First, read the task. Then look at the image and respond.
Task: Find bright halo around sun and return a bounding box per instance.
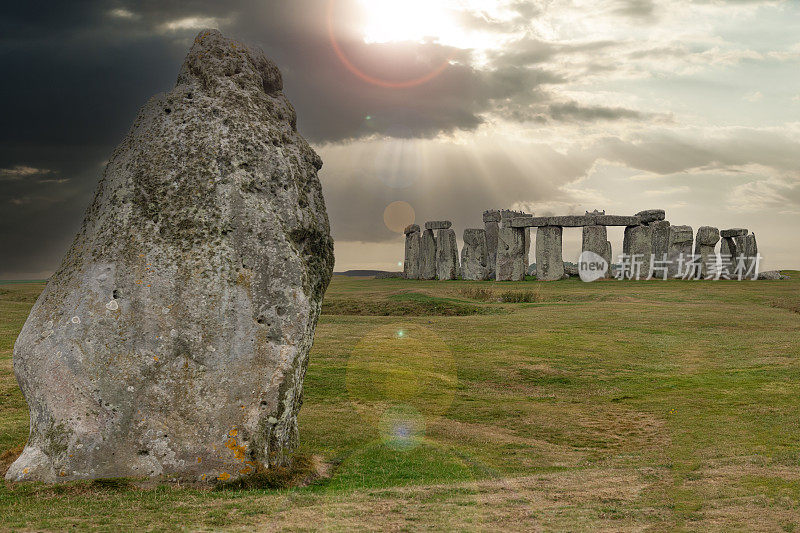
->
[358,0,460,44]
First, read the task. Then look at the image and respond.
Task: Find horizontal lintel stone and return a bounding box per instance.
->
[425,220,452,230]
[720,228,748,238]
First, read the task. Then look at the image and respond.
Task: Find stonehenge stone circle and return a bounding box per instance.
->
[402,210,763,282]
[7,30,334,483]
[419,228,437,280]
[582,225,611,277]
[483,210,500,279]
[461,229,490,281]
[403,225,421,279]
[667,225,694,278]
[496,223,527,281]
[694,226,720,278]
[435,227,459,280]
[535,226,565,281]
[625,225,653,279]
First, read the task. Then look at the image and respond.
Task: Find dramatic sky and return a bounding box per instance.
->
[1,0,799,277]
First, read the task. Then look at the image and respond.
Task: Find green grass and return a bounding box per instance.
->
[1,274,800,530]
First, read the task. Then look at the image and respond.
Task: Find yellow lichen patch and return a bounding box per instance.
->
[239,465,253,475]
[153,356,159,362]
[217,472,230,481]
[225,437,247,461]
[228,429,238,437]
[22,468,29,474]
[197,457,202,464]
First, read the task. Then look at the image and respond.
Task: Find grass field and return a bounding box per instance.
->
[1,274,800,531]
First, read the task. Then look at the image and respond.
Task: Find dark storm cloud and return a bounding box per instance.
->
[548,102,647,122]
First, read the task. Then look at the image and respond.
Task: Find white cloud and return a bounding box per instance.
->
[0,165,52,180]
[744,91,764,102]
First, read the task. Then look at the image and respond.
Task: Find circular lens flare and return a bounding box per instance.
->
[327,0,451,89]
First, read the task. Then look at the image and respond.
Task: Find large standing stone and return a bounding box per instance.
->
[461,229,489,281]
[403,225,420,279]
[496,223,526,281]
[535,226,564,281]
[650,220,671,260]
[419,229,437,280]
[502,210,531,272]
[6,30,334,483]
[436,228,459,280]
[742,233,759,276]
[483,210,500,279]
[624,225,653,279]
[667,225,694,278]
[694,226,720,279]
[582,225,611,277]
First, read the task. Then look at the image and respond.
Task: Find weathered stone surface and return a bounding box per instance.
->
[7,30,334,483]
[636,209,666,224]
[496,226,526,281]
[720,228,748,238]
[743,233,759,274]
[535,226,564,281]
[513,214,641,228]
[403,227,420,279]
[694,227,719,278]
[436,229,459,280]
[625,225,653,279]
[482,210,501,223]
[695,226,720,247]
[667,225,693,278]
[651,220,670,260]
[585,210,605,216]
[404,224,420,235]
[720,236,738,258]
[758,270,789,280]
[484,218,500,279]
[564,263,579,277]
[461,229,489,281]
[425,220,452,230]
[419,229,437,280]
[595,215,642,227]
[582,225,611,277]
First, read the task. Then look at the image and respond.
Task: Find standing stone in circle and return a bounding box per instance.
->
[461,229,489,281]
[694,226,720,279]
[535,226,565,281]
[742,233,758,276]
[666,225,694,278]
[582,225,611,277]
[496,223,526,281]
[403,225,421,279]
[436,228,459,280]
[624,225,653,279]
[605,241,614,277]
[6,30,335,483]
[419,228,437,280]
[483,210,500,279]
[502,210,532,272]
[425,220,452,230]
[651,220,671,261]
[635,209,666,224]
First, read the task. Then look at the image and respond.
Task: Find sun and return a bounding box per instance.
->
[358,0,460,45]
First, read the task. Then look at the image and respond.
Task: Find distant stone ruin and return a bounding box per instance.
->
[402,208,764,282]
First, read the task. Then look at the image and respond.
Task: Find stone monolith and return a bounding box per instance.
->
[535,226,564,281]
[582,225,611,277]
[624,225,653,279]
[461,229,489,281]
[651,220,671,261]
[496,223,526,281]
[403,225,421,279]
[436,228,459,280]
[483,210,500,279]
[666,225,693,278]
[7,30,334,483]
[694,226,719,279]
[419,228,437,280]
